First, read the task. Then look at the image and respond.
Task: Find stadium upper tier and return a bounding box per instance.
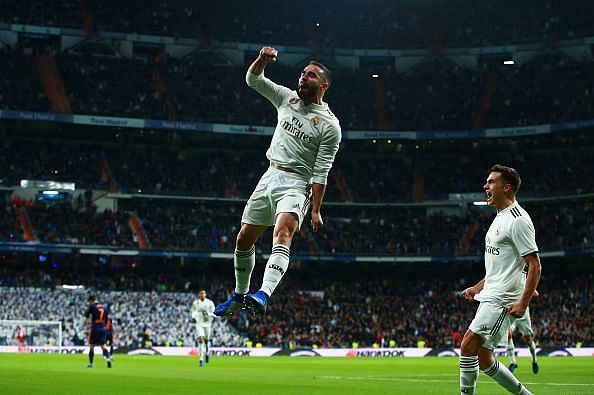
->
[1,49,593,132]
[1,0,594,49]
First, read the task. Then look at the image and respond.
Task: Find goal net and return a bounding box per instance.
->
[0,320,62,351]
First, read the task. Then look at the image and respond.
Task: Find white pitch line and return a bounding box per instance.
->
[318,375,594,387]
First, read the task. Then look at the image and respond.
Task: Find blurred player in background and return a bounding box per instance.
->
[460,165,541,395]
[191,289,215,367]
[105,316,115,356]
[215,46,341,317]
[507,291,539,374]
[17,326,25,347]
[85,295,112,368]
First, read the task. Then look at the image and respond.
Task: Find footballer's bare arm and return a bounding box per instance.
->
[310,183,326,232]
[462,278,485,301]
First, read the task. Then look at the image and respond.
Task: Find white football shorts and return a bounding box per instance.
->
[469,300,515,350]
[196,325,211,339]
[510,308,534,337]
[242,167,311,229]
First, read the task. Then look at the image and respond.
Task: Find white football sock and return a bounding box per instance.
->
[528,340,537,362]
[483,360,533,394]
[260,244,290,296]
[459,355,478,394]
[199,342,205,362]
[234,246,255,294]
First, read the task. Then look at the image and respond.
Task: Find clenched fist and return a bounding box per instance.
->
[259,46,278,64]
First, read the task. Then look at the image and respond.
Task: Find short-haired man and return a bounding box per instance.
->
[215,46,341,317]
[191,289,215,367]
[85,295,112,368]
[460,165,541,394]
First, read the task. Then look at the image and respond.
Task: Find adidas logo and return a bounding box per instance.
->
[292,203,300,209]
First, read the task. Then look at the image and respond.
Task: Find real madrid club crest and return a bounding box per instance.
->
[310,115,321,127]
[289,97,300,104]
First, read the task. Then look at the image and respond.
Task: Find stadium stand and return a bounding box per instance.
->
[3,196,592,255]
[0,286,245,348]
[0,0,593,354]
[1,49,593,131]
[2,0,594,49]
[0,261,590,348]
[2,132,593,201]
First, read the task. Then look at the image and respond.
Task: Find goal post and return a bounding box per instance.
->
[0,320,63,352]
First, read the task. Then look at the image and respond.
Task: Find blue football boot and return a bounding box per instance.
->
[532,361,539,374]
[244,290,269,316]
[214,292,245,316]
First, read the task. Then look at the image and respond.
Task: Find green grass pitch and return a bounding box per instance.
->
[0,354,592,394]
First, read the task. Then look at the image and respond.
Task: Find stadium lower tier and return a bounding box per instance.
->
[0,260,591,348]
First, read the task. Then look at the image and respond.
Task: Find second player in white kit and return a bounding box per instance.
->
[191,289,215,367]
[506,301,540,374]
[460,165,542,395]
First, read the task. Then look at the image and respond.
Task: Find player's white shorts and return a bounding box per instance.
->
[510,308,534,337]
[469,300,515,350]
[242,166,311,228]
[196,325,211,339]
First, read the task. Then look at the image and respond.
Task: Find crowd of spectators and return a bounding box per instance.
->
[2,132,593,203]
[0,130,592,255]
[130,200,239,251]
[418,149,594,201]
[0,286,244,348]
[2,45,594,133]
[3,195,592,255]
[2,0,594,49]
[316,199,594,256]
[0,0,80,29]
[486,53,592,128]
[26,199,135,246]
[104,147,258,198]
[57,52,169,120]
[0,50,50,113]
[0,139,107,191]
[0,261,590,348]
[0,197,22,242]
[241,266,592,348]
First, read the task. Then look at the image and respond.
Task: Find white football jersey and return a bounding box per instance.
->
[246,72,341,185]
[191,298,215,325]
[475,201,538,306]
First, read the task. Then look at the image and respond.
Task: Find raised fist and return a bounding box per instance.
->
[259,46,278,64]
